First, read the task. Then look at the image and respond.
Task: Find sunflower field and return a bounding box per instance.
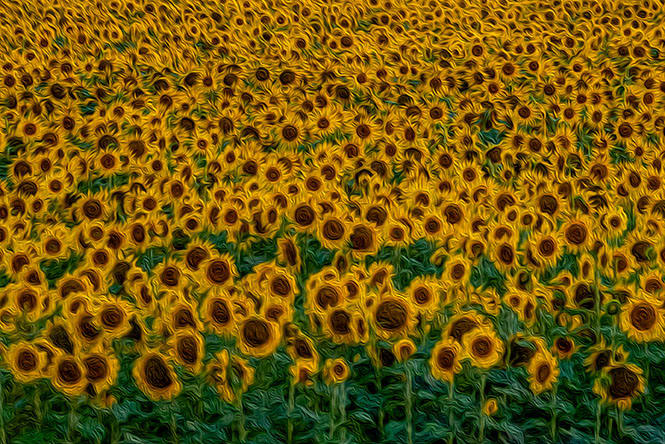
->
[1,0,665,442]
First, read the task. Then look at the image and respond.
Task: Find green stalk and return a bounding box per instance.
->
[329,385,337,441]
[593,264,601,335]
[448,381,455,444]
[170,403,178,444]
[339,383,347,443]
[479,374,486,444]
[0,375,6,444]
[68,399,76,443]
[405,363,413,444]
[595,403,601,444]
[550,384,558,441]
[237,394,247,442]
[288,383,295,444]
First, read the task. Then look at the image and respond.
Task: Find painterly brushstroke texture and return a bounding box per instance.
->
[0,0,664,442]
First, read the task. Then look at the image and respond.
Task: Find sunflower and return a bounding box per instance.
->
[316,214,350,250]
[323,358,350,385]
[277,115,308,149]
[443,255,473,288]
[6,282,46,323]
[307,278,345,316]
[94,298,133,339]
[133,352,181,401]
[552,336,576,360]
[277,235,301,271]
[429,337,462,383]
[71,310,103,346]
[619,296,665,342]
[287,334,319,367]
[202,293,235,336]
[310,104,344,138]
[585,339,627,374]
[602,208,628,239]
[290,201,318,232]
[527,351,559,394]
[393,338,417,363]
[153,260,186,291]
[169,330,204,374]
[490,240,518,272]
[562,215,592,252]
[348,223,378,256]
[82,346,119,395]
[371,296,415,340]
[461,326,504,370]
[382,217,414,248]
[593,363,645,410]
[237,317,280,358]
[406,277,440,319]
[207,350,255,403]
[323,307,360,344]
[5,342,46,383]
[51,354,87,397]
[197,254,236,290]
[163,298,203,333]
[75,191,111,223]
[528,229,563,271]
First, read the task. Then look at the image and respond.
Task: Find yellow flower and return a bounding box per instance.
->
[619,296,665,342]
[371,295,415,340]
[236,317,280,358]
[5,342,46,383]
[593,363,645,410]
[133,352,181,401]
[168,330,204,374]
[51,354,87,397]
[429,337,462,383]
[461,326,504,370]
[483,398,499,416]
[527,351,559,394]
[82,345,119,395]
[393,339,416,363]
[324,358,350,385]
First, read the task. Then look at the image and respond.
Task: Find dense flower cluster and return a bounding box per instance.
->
[1,0,665,441]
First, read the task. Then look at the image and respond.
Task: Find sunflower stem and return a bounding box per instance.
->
[34,388,42,426]
[593,264,601,335]
[595,403,601,444]
[550,384,558,441]
[370,334,384,439]
[170,403,178,444]
[67,399,74,443]
[617,406,624,436]
[448,381,455,444]
[339,383,347,443]
[287,382,295,444]
[478,374,486,444]
[329,385,337,441]
[237,394,247,442]
[405,363,413,444]
[0,373,6,444]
